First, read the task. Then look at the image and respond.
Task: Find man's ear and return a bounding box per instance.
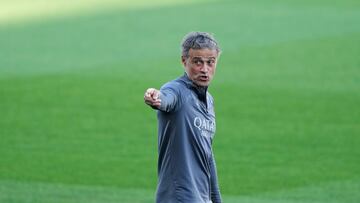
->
[181,56,187,66]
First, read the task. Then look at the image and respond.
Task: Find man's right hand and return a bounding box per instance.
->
[144,88,161,108]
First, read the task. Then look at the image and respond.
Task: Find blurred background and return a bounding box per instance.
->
[0,0,359,202]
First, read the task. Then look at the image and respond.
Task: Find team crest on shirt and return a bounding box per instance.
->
[193,117,216,138]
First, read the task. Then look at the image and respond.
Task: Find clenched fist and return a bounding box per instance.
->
[144,88,161,108]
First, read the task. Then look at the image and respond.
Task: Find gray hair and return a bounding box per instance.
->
[181,31,221,58]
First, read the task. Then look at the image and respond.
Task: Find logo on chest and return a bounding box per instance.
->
[193,117,216,138]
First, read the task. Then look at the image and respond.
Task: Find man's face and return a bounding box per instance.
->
[182,48,219,87]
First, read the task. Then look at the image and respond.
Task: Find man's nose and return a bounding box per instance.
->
[200,64,209,72]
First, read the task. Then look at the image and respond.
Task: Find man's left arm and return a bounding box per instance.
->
[209,153,222,203]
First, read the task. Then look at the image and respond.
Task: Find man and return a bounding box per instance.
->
[144,32,222,203]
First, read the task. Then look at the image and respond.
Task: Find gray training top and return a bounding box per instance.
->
[155,73,222,203]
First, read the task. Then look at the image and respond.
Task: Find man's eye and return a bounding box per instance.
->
[207,60,215,65]
[194,60,202,65]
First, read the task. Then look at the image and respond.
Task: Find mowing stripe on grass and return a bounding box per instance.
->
[0,1,359,77]
[0,0,207,26]
[1,178,359,203]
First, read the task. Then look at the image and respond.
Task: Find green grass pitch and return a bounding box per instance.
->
[0,0,360,202]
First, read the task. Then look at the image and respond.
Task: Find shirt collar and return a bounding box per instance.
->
[180,72,208,103]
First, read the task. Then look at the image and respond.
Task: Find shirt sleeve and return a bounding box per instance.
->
[157,85,180,113]
[209,153,222,203]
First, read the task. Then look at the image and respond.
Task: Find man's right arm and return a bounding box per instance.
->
[144,87,179,112]
[144,88,162,108]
